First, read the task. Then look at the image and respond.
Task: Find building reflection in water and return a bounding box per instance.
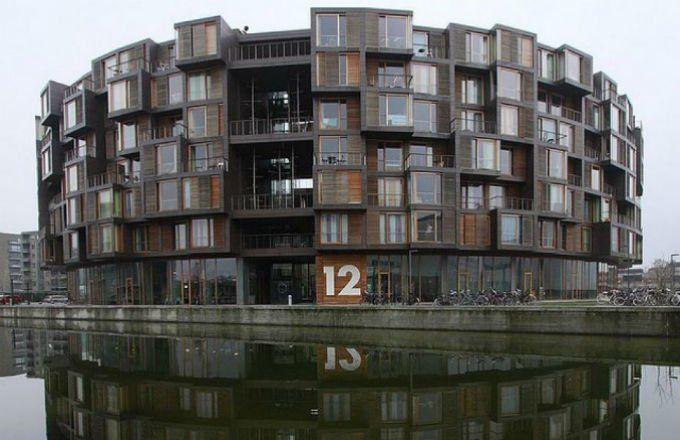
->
[21,331,641,439]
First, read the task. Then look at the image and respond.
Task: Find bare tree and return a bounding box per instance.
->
[648,259,673,289]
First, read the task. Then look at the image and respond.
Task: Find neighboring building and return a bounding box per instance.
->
[36,8,643,305]
[617,266,645,289]
[0,232,21,293]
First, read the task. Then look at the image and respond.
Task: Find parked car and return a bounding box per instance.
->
[42,295,69,305]
[0,294,23,305]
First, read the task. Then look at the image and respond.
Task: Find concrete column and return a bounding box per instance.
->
[236,257,248,305]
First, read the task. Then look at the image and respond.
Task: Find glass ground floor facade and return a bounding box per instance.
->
[67,254,606,305]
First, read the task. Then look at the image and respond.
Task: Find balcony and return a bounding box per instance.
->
[151,57,176,73]
[229,118,313,143]
[63,77,95,100]
[367,193,406,208]
[568,174,582,187]
[228,39,311,67]
[64,145,96,164]
[584,147,602,161]
[368,73,413,90]
[230,193,313,218]
[413,44,447,59]
[561,107,582,123]
[404,153,455,169]
[314,152,365,167]
[450,118,496,135]
[460,196,533,211]
[241,233,314,257]
[87,171,126,189]
[139,125,186,146]
[105,57,150,82]
[182,156,227,173]
[537,129,567,145]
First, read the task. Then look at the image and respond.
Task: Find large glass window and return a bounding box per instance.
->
[65,99,78,128]
[377,145,403,171]
[565,50,582,82]
[100,225,114,253]
[319,136,348,164]
[41,148,51,177]
[408,144,433,167]
[411,172,441,204]
[67,165,79,192]
[168,73,183,104]
[191,218,214,247]
[174,224,187,250]
[188,106,207,137]
[548,183,566,213]
[498,68,521,100]
[500,105,519,136]
[379,95,409,126]
[109,80,129,111]
[117,121,137,151]
[378,177,403,207]
[182,179,193,209]
[412,31,428,56]
[97,189,113,218]
[539,118,558,143]
[317,14,346,47]
[591,166,602,191]
[320,100,347,129]
[156,144,177,175]
[379,15,409,49]
[187,72,208,101]
[500,148,512,175]
[547,149,566,179]
[473,138,499,170]
[412,211,442,242]
[158,180,178,211]
[559,122,574,151]
[461,184,484,209]
[413,101,436,133]
[539,49,555,80]
[320,213,348,244]
[461,75,483,104]
[412,63,436,94]
[380,214,406,244]
[540,220,556,249]
[465,32,488,63]
[501,214,521,245]
[610,105,620,133]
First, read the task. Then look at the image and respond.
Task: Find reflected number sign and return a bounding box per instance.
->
[322,265,360,296]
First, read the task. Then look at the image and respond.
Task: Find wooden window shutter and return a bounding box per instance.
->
[210,176,220,208]
[177,26,192,60]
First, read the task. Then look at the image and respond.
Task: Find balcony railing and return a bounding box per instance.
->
[64,146,96,163]
[231,193,313,211]
[87,171,126,188]
[140,124,186,143]
[242,233,314,250]
[368,73,413,89]
[151,57,176,73]
[413,44,447,59]
[183,156,227,172]
[64,77,95,99]
[404,153,455,169]
[568,174,582,186]
[561,107,582,123]
[228,39,311,61]
[460,196,533,211]
[230,118,313,137]
[603,183,616,197]
[450,118,496,134]
[107,57,150,78]
[315,152,365,166]
[463,50,489,64]
[367,193,406,208]
[584,147,602,160]
[537,129,567,144]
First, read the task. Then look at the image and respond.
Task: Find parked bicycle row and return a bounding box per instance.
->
[361,288,542,306]
[596,288,680,306]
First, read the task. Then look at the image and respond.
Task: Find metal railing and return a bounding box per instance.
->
[229,39,311,61]
[64,146,96,162]
[315,152,365,166]
[568,174,582,186]
[537,129,567,144]
[404,153,455,169]
[87,171,126,188]
[151,57,176,73]
[561,107,582,123]
[460,196,533,211]
[140,124,186,143]
[413,44,448,59]
[450,118,496,134]
[603,183,616,197]
[367,193,405,208]
[107,57,150,78]
[183,156,227,172]
[64,77,95,99]
[242,233,314,250]
[593,88,619,102]
[463,50,489,64]
[584,147,602,160]
[230,118,313,136]
[368,73,413,89]
[539,200,571,214]
[231,193,313,211]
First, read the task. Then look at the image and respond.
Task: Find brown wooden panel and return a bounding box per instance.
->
[316,254,366,304]
[210,176,220,208]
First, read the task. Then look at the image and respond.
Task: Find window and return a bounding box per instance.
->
[409,144,433,167]
[67,198,79,225]
[565,50,582,82]
[158,180,178,211]
[323,393,350,422]
[188,143,212,172]
[379,95,409,126]
[501,214,521,245]
[549,413,566,440]
[69,232,79,258]
[592,105,601,129]
[413,31,428,56]
[461,184,483,209]
[460,110,484,132]
[627,174,635,199]
[317,14,346,47]
[175,224,187,250]
[320,213,348,244]
[412,211,441,242]
[377,62,406,88]
[378,145,403,171]
[412,63,436,94]
[473,138,499,170]
[465,32,488,63]
[117,121,136,151]
[539,118,558,143]
[102,55,116,81]
[156,144,177,175]
[547,149,566,178]
[134,226,148,252]
[381,392,408,421]
[601,197,610,221]
[40,91,49,119]
[540,220,556,248]
[547,183,567,212]
[67,165,79,193]
[101,225,114,253]
[41,148,51,177]
[187,72,209,101]
[518,36,533,67]
[379,15,409,49]
[320,100,347,129]
[109,80,130,111]
[539,49,555,80]
[182,178,193,209]
[461,75,483,104]
[319,136,348,164]
[488,185,505,209]
[591,166,602,191]
[550,95,563,117]
[559,122,574,151]
[500,105,519,136]
[411,172,441,204]
[97,189,113,218]
[188,106,207,137]
[413,101,437,132]
[498,68,521,100]
[191,218,214,247]
[380,214,406,244]
[378,177,403,207]
[123,190,135,218]
[168,73,183,104]
[500,385,520,415]
[500,148,512,175]
[65,99,78,129]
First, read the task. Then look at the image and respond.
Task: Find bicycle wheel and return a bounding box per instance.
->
[672,295,680,307]
[476,295,490,306]
[596,294,610,305]
[613,295,626,306]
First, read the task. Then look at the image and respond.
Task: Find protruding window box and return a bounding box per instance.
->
[174,17,228,69]
[492,211,535,250]
[365,14,413,58]
[39,127,64,183]
[62,81,98,138]
[39,81,68,126]
[540,45,593,96]
[107,72,150,119]
[228,37,311,69]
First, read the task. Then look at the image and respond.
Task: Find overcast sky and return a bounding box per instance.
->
[0,0,677,265]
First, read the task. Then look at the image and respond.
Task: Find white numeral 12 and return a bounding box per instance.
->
[323,265,361,296]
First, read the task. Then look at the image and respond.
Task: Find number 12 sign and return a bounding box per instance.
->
[323,265,361,296]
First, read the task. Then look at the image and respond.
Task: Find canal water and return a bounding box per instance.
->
[0,326,678,439]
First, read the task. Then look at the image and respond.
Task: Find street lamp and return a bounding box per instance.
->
[671,254,679,292]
